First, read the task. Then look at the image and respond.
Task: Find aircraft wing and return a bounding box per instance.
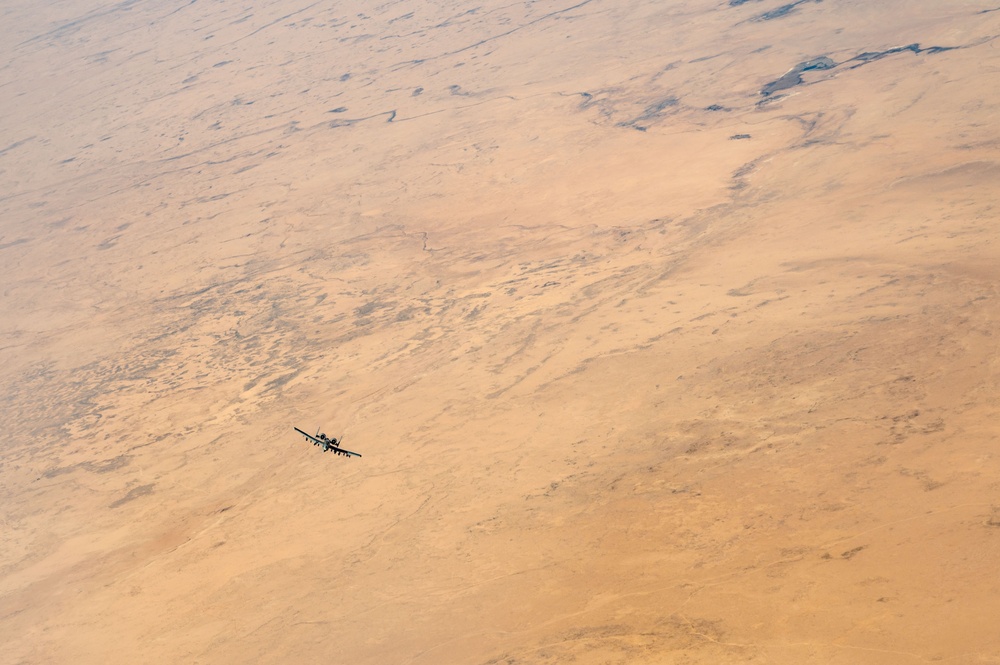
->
[294,427,324,446]
[294,427,362,458]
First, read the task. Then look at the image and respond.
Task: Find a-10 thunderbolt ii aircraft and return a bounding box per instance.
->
[294,427,362,458]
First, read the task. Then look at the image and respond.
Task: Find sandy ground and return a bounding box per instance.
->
[2,0,1000,663]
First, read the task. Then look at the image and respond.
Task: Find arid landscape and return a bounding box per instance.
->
[2,0,1000,662]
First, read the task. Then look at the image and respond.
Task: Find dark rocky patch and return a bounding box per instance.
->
[327,109,397,128]
[0,238,29,250]
[617,96,679,131]
[97,235,121,250]
[841,545,866,559]
[641,96,679,117]
[0,136,36,157]
[574,90,617,119]
[729,134,752,140]
[41,464,78,479]
[264,370,301,393]
[760,56,835,96]
[730,160,759,190]
[748,0,822,22]
[845,43,955,68]
[758,3,797,20]
[355,299,397,317]
[761,44,955,97]
[84,455,132,474]
[110,483,154,508]
[733,162,757,178]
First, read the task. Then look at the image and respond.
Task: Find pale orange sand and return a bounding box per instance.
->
[2,1,1000,663]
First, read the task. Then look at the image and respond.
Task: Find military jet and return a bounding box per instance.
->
[294,427,362,458]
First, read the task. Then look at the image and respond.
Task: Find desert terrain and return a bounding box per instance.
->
[2,0,1000,662]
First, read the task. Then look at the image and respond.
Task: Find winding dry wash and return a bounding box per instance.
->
[2,0,1000,663]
